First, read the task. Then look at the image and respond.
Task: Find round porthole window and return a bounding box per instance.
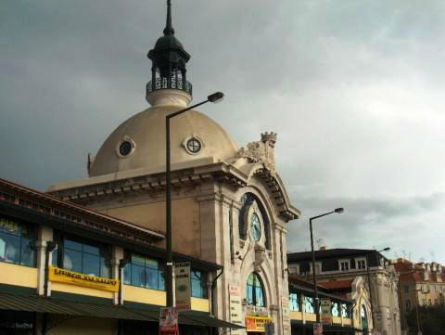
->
[186,138,201,154]
[119,141,132,156]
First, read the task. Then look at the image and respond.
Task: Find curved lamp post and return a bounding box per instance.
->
[165,92,224,307]
[309,207,344,323]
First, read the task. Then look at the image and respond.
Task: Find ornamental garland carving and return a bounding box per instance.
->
[236,132,277,173]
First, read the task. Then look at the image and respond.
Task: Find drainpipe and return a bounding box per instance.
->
[211,268,224,316]
[118,258,129,305]
[42,241,57,335]
[44,242,57,296]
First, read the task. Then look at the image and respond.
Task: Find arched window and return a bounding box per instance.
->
[246,273,265,307]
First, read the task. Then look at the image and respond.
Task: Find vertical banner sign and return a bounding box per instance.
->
[320,298,332,325]
[175,262,191,312]
[281,296,291,335]
[159,307,178,335]
[229,284,243,335]
[313,322,323,335]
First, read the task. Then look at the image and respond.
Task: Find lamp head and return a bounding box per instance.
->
[334,207,344,214]
[208,91,224,103]
[382,247,391,252]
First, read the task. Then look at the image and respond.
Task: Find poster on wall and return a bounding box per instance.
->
[229,284,244,335]
[320,298,332,325]
[175,262,191,312]
[159,307,178,335]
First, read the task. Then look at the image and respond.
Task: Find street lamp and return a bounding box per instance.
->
[309,207,344,323]
[165,92,224,307]
[366,247,390,334]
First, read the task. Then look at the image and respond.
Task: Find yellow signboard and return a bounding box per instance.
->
[245,316,272,332]
[48,266,119,292]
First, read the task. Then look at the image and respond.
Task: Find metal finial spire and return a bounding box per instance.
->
[163,0,175,35]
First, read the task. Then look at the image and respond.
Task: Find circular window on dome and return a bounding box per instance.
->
[183,136,203,155]
[116,137,135,158]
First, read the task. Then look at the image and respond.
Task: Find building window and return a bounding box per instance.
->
[59,237,110,278]
[289,293,300,312]
[332,302,340,317]
[304,296,315,313]
[186,138,201,154]
[0,217,35,267]
[405,300,411,311]
[124,254,165,290]
[0,310,35,334]
[356,258,366,270]
[191,270,207,298]
[341,303,351,318]
[246,272,265,307]
[339,260,350,271]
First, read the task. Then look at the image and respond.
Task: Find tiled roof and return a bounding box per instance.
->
[319,279,354,290]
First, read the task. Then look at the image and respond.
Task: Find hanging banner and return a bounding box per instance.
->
[159,307,179,335]
[175,262,191,312]
[245,316,272,332]
[48,266,119,292]
[229,285,243,334]
[320,298,332,325]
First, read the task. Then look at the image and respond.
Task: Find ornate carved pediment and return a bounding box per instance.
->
[237,132,277,173]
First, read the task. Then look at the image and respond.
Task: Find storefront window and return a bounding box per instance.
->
[0,217,35,267]
[332,302,340,316]
[304,296,315,313]
[341,303,351,318]
[61,237,110,278]
[191,270,207,298]
[289,293,300,312]
[246,272,265,307]
[0,310,34,334]
[124,254,165,291]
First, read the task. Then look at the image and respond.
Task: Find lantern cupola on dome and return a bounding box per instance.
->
[146,0,192,106]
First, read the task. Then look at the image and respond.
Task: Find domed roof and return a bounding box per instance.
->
[89,104,238,177]
[154,34,184,51]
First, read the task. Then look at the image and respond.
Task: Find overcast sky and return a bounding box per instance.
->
[1,0,445,263]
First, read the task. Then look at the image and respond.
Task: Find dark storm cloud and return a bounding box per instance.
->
[1,0,444,261]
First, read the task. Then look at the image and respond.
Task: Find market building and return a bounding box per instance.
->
[288,248,401,335]
[287,276,355,334]
[0,177,242,334]
[45,1,301,334]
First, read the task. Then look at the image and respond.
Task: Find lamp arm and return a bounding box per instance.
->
[167,99,210,120]
[309,210,335,221]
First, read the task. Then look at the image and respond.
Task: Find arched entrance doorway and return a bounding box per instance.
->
[361,305,369,335]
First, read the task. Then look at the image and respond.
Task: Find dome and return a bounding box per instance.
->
[89,103,238,177]
[154,34,184,51]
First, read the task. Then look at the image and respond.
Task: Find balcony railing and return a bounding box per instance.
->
[146,77,192,96]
